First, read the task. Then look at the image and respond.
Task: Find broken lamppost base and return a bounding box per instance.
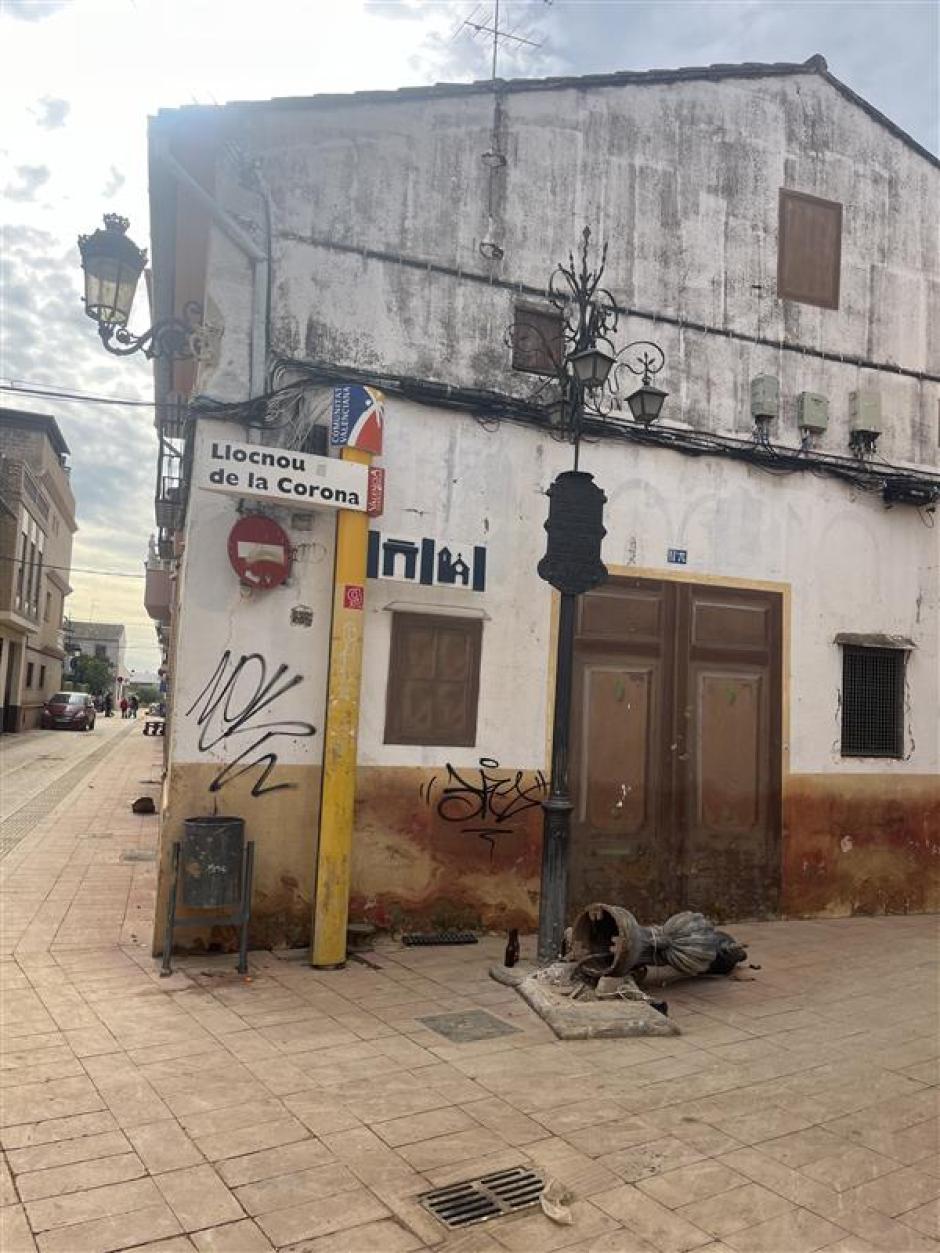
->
[493,902,749,1040]
[569,902,748,981]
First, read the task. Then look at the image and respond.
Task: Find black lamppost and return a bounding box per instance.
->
[531,228,667,963]
[78,214,205,360]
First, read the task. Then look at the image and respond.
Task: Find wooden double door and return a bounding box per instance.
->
[569,577,783,922]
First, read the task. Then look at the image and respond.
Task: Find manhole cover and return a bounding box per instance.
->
[418,1009,520,1043]
[421,1167,544,1229]
[121,850,157,862]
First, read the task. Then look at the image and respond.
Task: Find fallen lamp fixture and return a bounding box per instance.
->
[569,902,748,980]
[494,902,749,1040]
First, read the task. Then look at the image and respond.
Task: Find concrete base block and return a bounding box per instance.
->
[501,968,680,1038]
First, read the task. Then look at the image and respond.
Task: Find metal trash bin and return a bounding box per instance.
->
[161,817,255,978]
[181,816,244,908]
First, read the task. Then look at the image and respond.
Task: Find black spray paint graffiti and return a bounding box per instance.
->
[420,758,548,853]
[186,651,316,797]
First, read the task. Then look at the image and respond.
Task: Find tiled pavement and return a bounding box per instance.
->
[1,729,938,1252]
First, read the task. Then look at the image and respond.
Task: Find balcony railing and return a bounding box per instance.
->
[154,476,182,530]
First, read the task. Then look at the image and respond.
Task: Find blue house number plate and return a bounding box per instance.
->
[667,548,688,565]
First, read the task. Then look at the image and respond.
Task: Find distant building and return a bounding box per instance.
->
[64,621,127,703]
[126,670,162,695]
[0,408,76,732]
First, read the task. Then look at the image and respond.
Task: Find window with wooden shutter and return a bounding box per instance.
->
[385,613,482,747]
[511,303,563,375]
[777,189,843,310]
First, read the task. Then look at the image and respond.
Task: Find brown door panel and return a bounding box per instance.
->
[569,577,782,924]
[569,581,678,919]
[678,584,782,919]
[569,655,676,918]
[680,663,779,919]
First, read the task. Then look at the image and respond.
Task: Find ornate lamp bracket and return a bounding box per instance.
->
[97,301,211,361]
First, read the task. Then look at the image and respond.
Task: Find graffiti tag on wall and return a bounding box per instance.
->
[421,758,547,852]
[186,651,316,797]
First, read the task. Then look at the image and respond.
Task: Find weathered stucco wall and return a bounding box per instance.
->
[783,774,940,916]
[160,392,938,943]
[349,398,938,928]
[216,71,940,464]
[153,69,939,944]
[154,418,335,951]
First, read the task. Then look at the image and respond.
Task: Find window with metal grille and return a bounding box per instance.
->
[841,646,905,757]
[385,613,482,747]
[511,304,563,376]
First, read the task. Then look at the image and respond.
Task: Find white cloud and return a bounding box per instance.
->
[103,165,125,196]
[3,0,65,20]
[32,96,69,129]
[4,163,50,201]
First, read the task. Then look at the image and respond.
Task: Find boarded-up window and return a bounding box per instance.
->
[777,189,842,310]
[385,613,482,746]
[840,645,905,758]
[511,304,563,375]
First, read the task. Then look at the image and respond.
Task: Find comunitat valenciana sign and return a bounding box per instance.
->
[198,438,369,512]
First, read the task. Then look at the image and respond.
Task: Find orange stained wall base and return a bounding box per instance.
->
[781,773,940,916]
[154,762,939,955]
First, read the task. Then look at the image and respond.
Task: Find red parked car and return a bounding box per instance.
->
[41,692,96,731]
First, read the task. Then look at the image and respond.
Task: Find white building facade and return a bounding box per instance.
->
[65,621,128,703]
[146,56,939,949]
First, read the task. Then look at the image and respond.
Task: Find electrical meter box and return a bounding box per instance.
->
[797,392,829,433]
[849,390,882,434]
[750,375,779,421]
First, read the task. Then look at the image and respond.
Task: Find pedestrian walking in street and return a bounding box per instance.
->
[130,694,139,719]
[120,696,128,719]
[104,692,113,717]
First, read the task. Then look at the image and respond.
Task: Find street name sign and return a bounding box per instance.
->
[198,438,369,512]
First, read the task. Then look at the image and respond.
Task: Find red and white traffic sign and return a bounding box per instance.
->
[227,515,292,590]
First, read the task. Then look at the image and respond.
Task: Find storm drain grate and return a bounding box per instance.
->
[420,1167,545,1229]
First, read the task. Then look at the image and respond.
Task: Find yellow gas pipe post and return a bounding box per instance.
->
[311,445,372,967]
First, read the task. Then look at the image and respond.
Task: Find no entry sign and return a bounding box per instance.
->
[227,515,292,590]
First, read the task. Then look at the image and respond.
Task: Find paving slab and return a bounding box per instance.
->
[0,724,938,1252]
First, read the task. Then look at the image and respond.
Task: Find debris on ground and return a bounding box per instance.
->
[401,930,478,946]
[540,1179,574,1225]
[491,901,752,1040]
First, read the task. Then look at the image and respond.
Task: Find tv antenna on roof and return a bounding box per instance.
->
[455,1,546,81]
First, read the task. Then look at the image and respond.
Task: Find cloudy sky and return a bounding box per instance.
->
[1,0,936,672]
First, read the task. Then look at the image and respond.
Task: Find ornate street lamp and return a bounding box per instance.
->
[569,343,616,390]
[78,214,205,360]
[531,228,667,963]
[622,343,668,425]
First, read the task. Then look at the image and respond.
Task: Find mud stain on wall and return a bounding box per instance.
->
[349,764,544,931]
[783,773,940,916]
[156,764,937,954]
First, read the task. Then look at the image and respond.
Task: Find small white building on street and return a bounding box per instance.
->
[142,55,939,952]
[65,620,128,704]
